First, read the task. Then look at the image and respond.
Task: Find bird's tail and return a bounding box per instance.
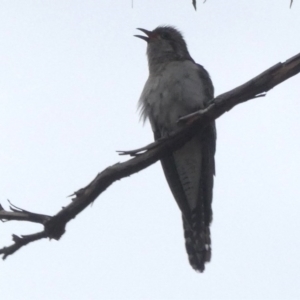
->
[182,213,211,272]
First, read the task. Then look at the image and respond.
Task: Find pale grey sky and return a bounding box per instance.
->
[0,1,300,299]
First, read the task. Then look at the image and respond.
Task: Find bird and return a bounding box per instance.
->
[135,26,216,272]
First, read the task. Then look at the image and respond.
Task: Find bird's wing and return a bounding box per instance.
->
[153,64,216,272]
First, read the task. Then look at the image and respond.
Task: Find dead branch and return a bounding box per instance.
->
[1,52,300,259]
[0,201,50,224]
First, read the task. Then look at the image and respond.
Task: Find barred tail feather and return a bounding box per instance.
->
[182,214,211,272]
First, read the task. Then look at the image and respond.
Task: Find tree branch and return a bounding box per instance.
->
[1,52,300,259]
[0,201,50,224]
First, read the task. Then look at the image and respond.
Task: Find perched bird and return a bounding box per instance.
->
[135,26,216,272]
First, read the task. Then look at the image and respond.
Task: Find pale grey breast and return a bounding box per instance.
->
[139,60,206,136]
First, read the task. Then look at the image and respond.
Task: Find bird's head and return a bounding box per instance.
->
[135,26,193,68]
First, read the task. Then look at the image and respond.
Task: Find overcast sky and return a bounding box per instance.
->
[0,1,300,299]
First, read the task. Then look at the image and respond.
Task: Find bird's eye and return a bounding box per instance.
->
[160,32,170,40]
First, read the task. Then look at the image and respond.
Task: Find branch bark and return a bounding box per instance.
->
[1,52,300,259]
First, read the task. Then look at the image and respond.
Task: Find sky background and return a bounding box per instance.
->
[0,1,300,299]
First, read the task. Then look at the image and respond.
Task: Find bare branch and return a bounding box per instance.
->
[0,201,50,224]
[0,232,47,259]
[1,52,300,259]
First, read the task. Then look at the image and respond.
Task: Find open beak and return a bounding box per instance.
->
[134,28,152,42]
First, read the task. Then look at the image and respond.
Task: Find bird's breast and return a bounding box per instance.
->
[139,60,207,135]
